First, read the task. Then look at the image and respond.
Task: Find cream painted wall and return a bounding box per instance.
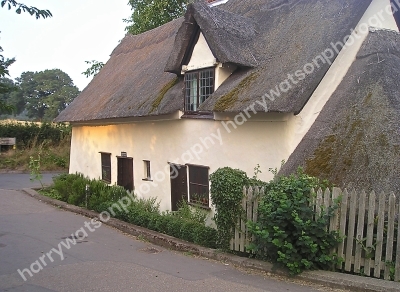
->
[288,0,399,154]
[215,63,237,88]
[70,112,292,212]
[185,32,216,71]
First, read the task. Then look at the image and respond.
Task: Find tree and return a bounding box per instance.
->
[16,69,80,121]
[0,46,16,114]
[125,0,191,35]
[0,77,25,116]
[82,60,104,78]
[1,0,52,19]
[0,1,52,113]
[0,77,21,115]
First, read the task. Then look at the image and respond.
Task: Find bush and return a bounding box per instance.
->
[172,200,208,224]
[210,167,252,249]
[52,173,127,207]
[113,202,217,249]
[0,122,71,148]
[47,173,217,249]
[0,122,71,171]
[247,168,340,275]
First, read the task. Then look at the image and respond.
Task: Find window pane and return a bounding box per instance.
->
[189,166,209,184]
[101,153,111,183]
[144,160,151,179]
[184,68,214,112]
[199,69,214,105]
[185,72,198,111]
[188,165,209,206]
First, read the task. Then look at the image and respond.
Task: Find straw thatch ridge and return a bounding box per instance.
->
[280,29,400,194]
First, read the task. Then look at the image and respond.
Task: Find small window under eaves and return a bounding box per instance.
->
[184,68,215,112]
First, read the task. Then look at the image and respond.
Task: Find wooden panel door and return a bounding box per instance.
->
[117,157,134,191]
[170,164,187,211]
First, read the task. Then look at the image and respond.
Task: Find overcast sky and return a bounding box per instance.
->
[0,0,131,90]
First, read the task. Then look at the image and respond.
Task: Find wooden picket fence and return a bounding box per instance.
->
[230,186,400,281]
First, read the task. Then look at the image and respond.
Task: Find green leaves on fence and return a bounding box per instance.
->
[210,167,251,250]
[246,168,340,275]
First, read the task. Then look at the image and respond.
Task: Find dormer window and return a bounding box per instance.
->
[184,68,215,112]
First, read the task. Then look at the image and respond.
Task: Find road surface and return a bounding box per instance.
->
[0,173,61,189]
[0,183,341,291]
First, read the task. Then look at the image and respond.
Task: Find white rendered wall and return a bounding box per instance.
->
[186,32,216,71]
[215,63,237,88]
[289,0,399,153]
[70,113,292,212]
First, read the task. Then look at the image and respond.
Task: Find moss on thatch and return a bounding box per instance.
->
[213,72,259,111]
[304,88,399,191]
[150,77,179,113]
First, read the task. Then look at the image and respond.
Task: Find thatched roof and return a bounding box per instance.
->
[56,0,372,122]
[165,1,258,74]
[56,19,183,122]
[280,29,400,194]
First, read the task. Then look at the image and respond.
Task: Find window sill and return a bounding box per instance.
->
[142,178,153,182]
[188,201,211,210]
[181,112,214,120]
[102,180,111,184]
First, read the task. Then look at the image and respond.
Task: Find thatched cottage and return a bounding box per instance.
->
[56,0,400,211]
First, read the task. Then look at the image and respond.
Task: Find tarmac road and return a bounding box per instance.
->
[0,172,61,190]
[0,188,341,292]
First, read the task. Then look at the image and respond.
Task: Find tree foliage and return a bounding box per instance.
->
[0,1,52,113]
[82,60,104,78]
[1,0,52,19]
[125,0,191,35]
[0,77,18,114]
[0,46,16,114]
[14,69,80,121]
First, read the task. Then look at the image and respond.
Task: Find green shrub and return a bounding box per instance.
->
[166,215,182,238]
[247,168,340,275]
[52,173,127,207]
[0,122,71,148]
[46,173,218,249]
[39,188,62,200]
[118,202,217,248]
[172,200,208,224]
[210,167,251,249]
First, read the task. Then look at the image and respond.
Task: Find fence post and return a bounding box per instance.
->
[345,189,357,272]
[337,189,349,269]
[364,190,376,276]
[374,193,386,278]
[395,197,400,282]
[329,187,341,233]
[384,193,396,280]
[316,188,323,220]
[354,190,367,274]
[239,186,251,252]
